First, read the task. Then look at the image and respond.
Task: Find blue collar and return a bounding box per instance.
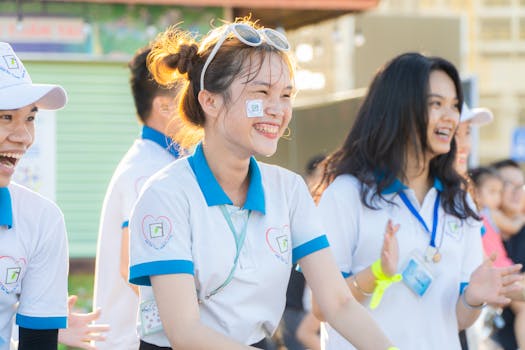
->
[381,177,443,194]
[141,125,180,159]
[188,143,266,214]
[0,187,13,229]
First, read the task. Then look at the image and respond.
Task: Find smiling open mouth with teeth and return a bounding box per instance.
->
[435,128,450,137]
[0,153,23,169]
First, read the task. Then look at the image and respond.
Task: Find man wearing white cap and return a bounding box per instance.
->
[0,42,68,350]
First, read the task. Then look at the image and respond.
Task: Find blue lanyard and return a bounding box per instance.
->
[202,205,251,300]
[398,191,440,248]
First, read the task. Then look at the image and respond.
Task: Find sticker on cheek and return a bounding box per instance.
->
[246,99,264,118]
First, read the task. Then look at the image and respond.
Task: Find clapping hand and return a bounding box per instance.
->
[380,219,400,277]
[466,253,523,307]
[58,295,110,350]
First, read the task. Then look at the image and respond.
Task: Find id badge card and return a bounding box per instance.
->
[401,251,434,297]
[140,299,163,336]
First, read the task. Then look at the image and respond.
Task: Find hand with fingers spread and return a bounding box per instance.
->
[58,295,110,350]
[380,220,401,277]
[466,253,523,308]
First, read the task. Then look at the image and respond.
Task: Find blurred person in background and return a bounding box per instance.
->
[92,45,182,350]
[491,159,525,350]
[454,103,494,350]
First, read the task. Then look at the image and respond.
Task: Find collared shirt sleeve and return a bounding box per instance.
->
[318,175,360,278]
[16,207,68,330]
[129,180,194,286]
[289,175,329,263]
[120,173,146,229]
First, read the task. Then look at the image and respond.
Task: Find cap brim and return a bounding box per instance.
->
[468,107,494,126]
[0,83,67,110]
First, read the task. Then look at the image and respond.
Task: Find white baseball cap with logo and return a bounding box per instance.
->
[460,102,493,126]
[0,42,67,110]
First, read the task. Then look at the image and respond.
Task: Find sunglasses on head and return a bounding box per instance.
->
[199,23,291,92]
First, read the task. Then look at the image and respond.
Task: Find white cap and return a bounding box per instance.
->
[0,42,67,110]
[460,102,493,126]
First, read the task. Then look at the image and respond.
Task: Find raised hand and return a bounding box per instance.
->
[58,295,110,350]
[466,253,523,307]
[380,219,400,277]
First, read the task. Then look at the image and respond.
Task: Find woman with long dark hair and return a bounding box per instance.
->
[316,52,522,349]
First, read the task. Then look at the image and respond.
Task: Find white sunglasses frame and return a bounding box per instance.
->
[199,23,290,92]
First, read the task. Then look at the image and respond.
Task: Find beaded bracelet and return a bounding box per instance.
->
[460,286,487,310]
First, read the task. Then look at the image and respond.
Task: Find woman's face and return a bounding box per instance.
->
[213,52,294,158]
[0,104,36,187]
[454,121,472,176]
[426,70,460,158]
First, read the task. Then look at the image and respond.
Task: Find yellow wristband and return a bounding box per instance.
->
[370,259,402,310]
[388,347,400,350]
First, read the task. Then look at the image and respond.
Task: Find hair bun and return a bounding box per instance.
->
[164,43,199,75]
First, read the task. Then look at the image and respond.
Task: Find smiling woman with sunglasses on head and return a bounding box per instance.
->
[127,19,397,350]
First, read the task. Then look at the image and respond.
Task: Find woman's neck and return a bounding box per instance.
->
[202,139,250,207]
[404,156,432,205]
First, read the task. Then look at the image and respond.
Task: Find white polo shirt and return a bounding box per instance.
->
[129,143,329,347]
[318,174,482,350]
[93,126,180,350]
[0,183,68,349]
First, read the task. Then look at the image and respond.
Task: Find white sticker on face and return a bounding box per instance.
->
[246,99,264,118]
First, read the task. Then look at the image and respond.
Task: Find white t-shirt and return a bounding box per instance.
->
[0,183,68,350]
[93,126,179,350]
[129,143,330,347]
[318,174,482,350]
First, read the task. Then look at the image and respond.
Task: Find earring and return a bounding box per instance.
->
[281,127,292,140]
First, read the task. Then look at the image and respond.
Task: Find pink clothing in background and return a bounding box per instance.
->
[481,216,513,268]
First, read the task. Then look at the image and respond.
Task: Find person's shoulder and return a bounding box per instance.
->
[9,182,63,216]
[258,161,298,179]
[327,174,361,194]
[142,157,193,192]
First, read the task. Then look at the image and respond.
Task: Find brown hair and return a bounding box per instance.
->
[147,18,295,149]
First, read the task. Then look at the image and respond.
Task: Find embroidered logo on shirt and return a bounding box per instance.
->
[0,256,26,294]
[445,217,462,240]
[141,215,173,249]
[265,225,291,264]
[3,55,18,69]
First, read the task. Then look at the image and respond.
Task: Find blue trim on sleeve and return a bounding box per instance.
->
[460,282,469,294]
[342,271,352,278]
[129,260,194,286]
[16,314,67,330]
[292,235,330,263]
[122,220,129,229]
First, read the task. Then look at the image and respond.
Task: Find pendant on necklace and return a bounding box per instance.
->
[424,246,441,263]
